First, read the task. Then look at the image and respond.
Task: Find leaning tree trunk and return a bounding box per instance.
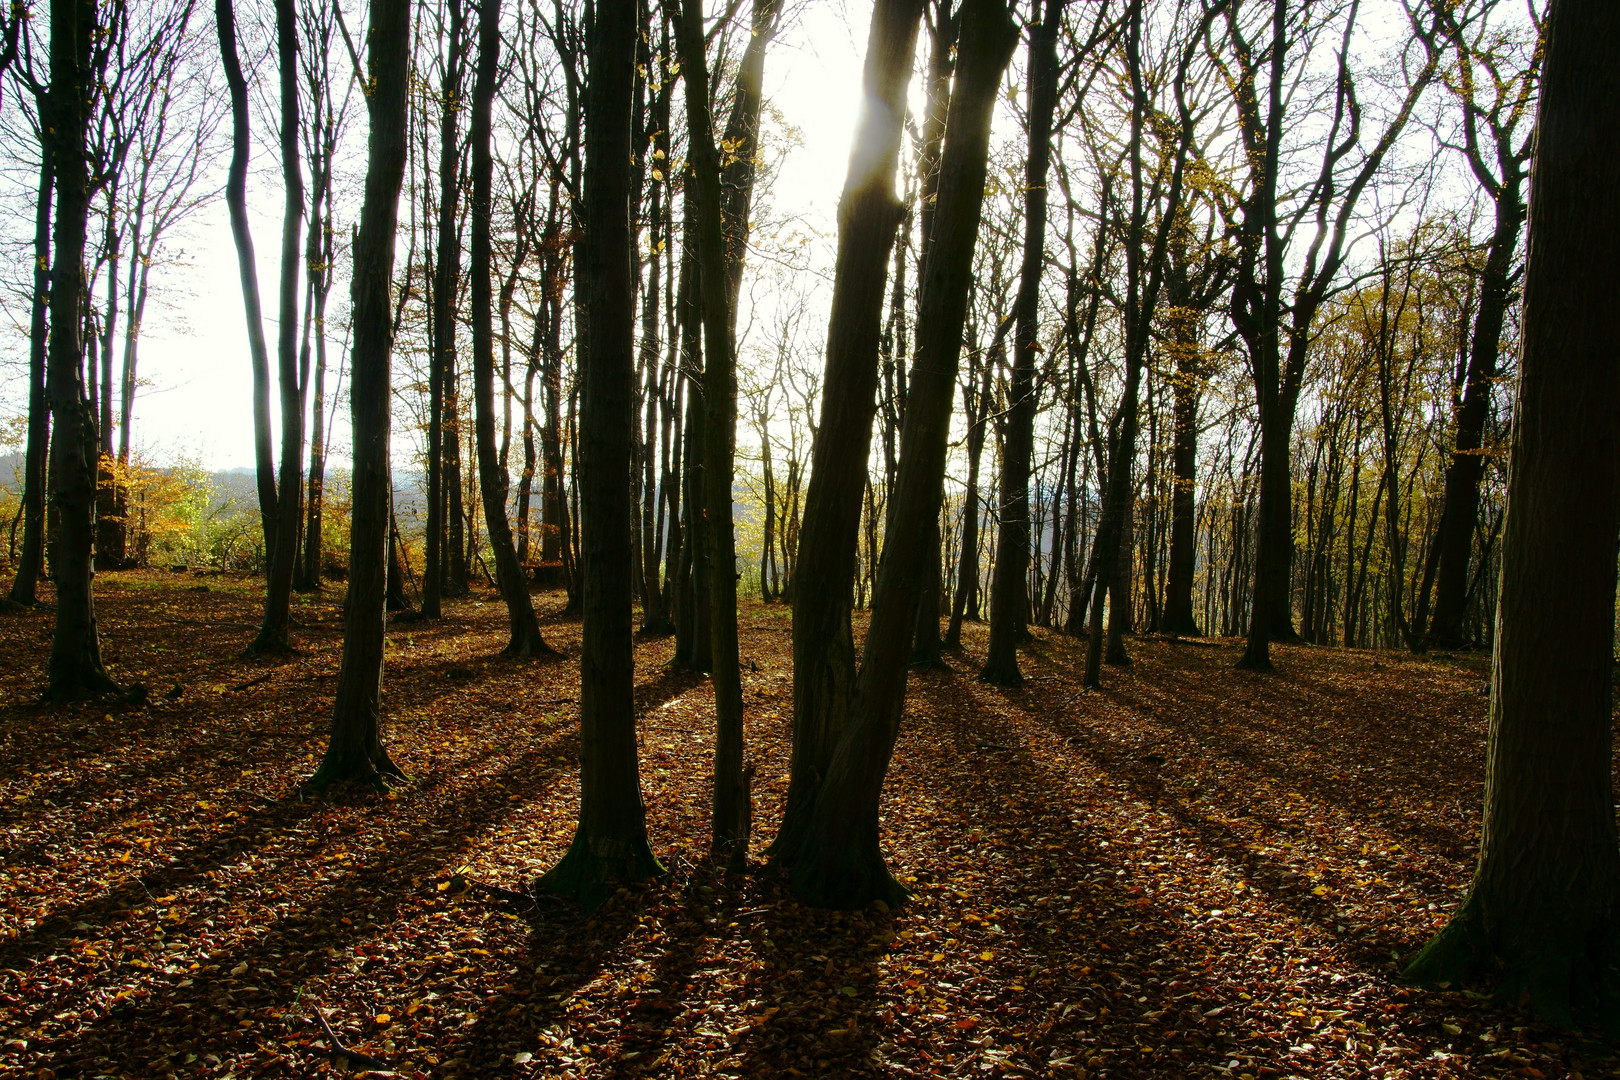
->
[1405,0,1620,1032]
[307,0,411,791]
[981,0,1061,686]
[1427,169,1525,648]
[536,0,662,905]
[469,0,552,659]
[771,0,926,869]
[251,0,307,655]
[44,0,118,701]
[792,0,1018,910]
[8,150,51,608]
[216,0,278,581]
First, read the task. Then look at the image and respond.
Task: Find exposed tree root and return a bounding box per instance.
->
[302,745,408,796]
[1406,892,1620,1037]
[535,830,665,910]
[790,835,911,912]
[977,659,1024,687]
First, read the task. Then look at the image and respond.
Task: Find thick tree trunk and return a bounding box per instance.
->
[250,0,307,655]
[470,0,552,658]
[8,151,51,607]
[770,0,926,868]
[981,0,1061,685]
[537,0,661,904]
[216,0,278,581]
[1405,0,1620,1030]
[792,0,1017,909]
[44,0,117,701]
[307,0,410,791]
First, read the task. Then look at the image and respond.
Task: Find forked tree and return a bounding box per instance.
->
[791,0,1018,909]
[306,0,411,790]
[770,0,926,868]
[1404,0,1620,1031]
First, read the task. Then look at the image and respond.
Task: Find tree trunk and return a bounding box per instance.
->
[307,0,411,791]
[792,0,1017,909]
[945,339,996,648]
[1428,174,1525,647]
[981,0,1061,685]
[8,150,51,607]
[44,0,118,701]
[469,0,551,658]
[250,0,307,655]
[771,0,926,868]
[1162,311,1201,635]
[216,0,277,582]
[1405,0,1620,1029]
[537,0,662,904]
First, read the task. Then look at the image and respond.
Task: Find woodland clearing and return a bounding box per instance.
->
[0,572,1606,1079]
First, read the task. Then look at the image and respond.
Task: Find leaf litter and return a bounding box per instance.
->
[0,571,1609,1078]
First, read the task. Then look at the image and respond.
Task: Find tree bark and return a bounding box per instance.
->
[537,0,662,904]
[981,0,1061,685]
[792,0,1017,909]
[44,0,118,701]
[216,0,278,582]
[1428,173,1525,647]
[770,0,926,869]
[7,151,51,607]
[1405,0,1620,1030]
[469,0,552,658]
[250,0,308,655]
[307,0,411,790]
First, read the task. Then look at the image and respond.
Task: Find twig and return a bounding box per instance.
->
[309,1012,390,1072]
[229,673,274,692]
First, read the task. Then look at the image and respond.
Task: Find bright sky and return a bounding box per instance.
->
[126,0,873,474]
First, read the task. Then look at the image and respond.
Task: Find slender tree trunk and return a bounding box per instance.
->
[44,0,117,700]
[1162,313,1201,635]
[792,0,1017,909]
[1406,0,1620,1028]
[981,0,1061,685]
[945,343,995,647]
[1428,174,1525,647]
[217,0,278,580]
[8,151,51,607]
[771,0,926,868]
[307,0,410,790]
[470,0,551,657]
[538,0,661,902]
[251,0,307,655]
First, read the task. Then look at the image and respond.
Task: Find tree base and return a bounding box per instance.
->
[977,658,1024,687]
[790,835,911,911]
[246,627,299,658]
[535,829,664,909]
[1406,893,1620,1036]
[45,666,121,704]
[502,631,563,660]
[1105,644,1132,668]
[1235,642,1274,673]
[302,745,408,795]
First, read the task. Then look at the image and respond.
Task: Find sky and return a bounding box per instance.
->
[120,0,873,475]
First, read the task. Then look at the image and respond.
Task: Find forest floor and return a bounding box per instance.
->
[0,570,1610,1079]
